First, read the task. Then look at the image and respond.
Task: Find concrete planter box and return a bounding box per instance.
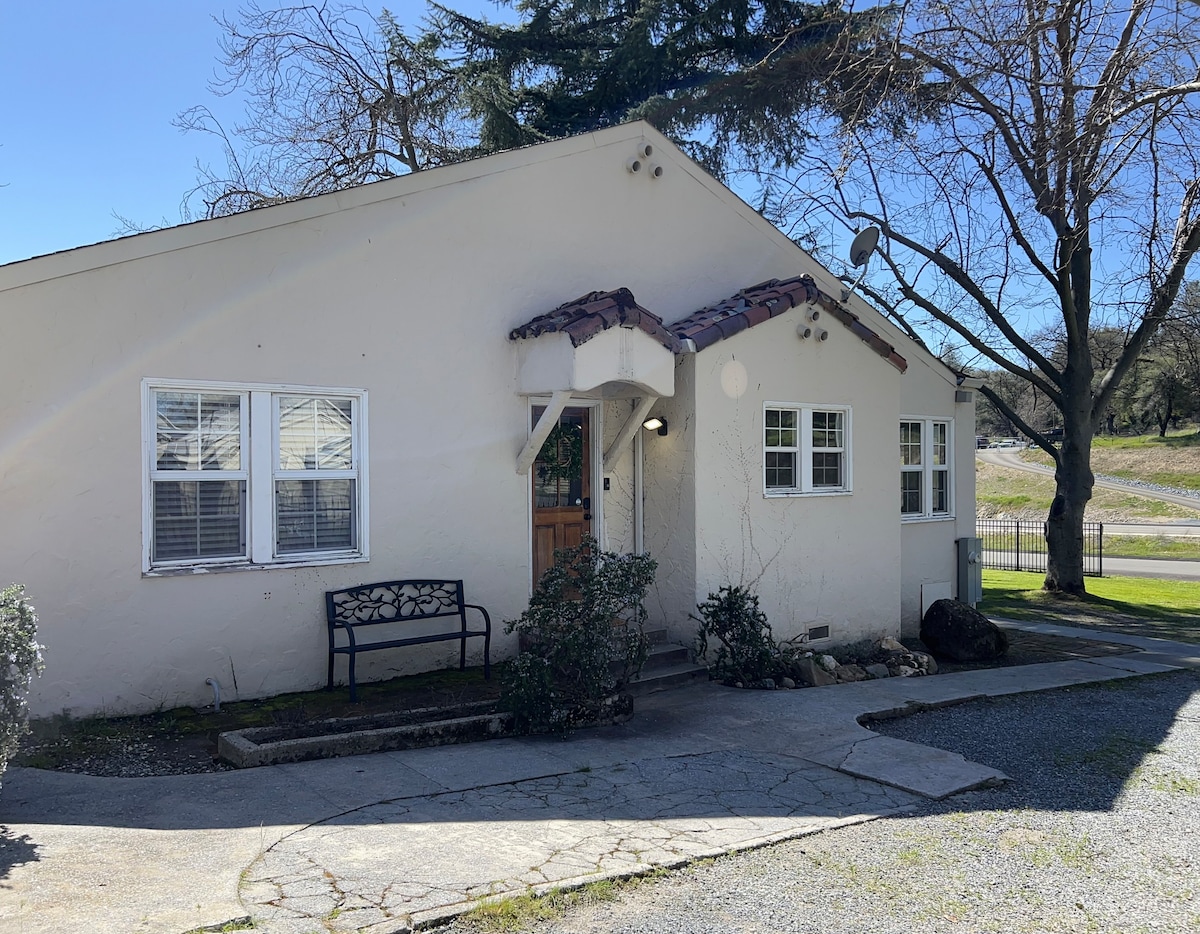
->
[217,694,636,768]
[217,701,512,768]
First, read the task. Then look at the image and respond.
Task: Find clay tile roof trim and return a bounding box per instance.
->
[669,274,908,372]
[510,287,682,352]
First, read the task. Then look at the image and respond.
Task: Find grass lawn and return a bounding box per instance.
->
[981,569,1200,642]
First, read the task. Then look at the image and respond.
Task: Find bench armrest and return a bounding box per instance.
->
[463,603,492,634]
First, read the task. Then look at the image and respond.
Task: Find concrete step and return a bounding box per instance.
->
[641,641,691,669]
[627,660,710,697]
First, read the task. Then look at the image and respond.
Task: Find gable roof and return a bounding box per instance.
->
[510,288,681,352]
[670,274,908,373]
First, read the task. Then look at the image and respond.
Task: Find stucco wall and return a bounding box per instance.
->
[601,399,637,554]
[642,356,699,643]
[687,309,905,648]
[896,356,978,634]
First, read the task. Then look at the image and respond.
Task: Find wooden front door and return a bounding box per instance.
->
[532,405,592,585]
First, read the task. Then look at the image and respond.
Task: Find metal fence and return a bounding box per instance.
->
[976,519,1104,577]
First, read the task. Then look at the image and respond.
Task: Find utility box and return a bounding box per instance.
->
[957,537,983,606]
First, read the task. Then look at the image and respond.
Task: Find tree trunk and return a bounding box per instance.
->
[1044,379,1094,595]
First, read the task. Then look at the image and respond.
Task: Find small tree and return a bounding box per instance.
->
[502,538,655,733]
[692,585,775,685]
[1,585,43,782]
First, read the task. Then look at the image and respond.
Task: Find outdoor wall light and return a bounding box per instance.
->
[642,416,668,436]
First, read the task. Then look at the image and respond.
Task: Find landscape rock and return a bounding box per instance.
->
[895,665,919,677]
[910,651,939,675]
[834,664,869,683]
[921,598,1009,662]
[877,636,908,653]
[818,654,840,673]
[780,677,797,689]
[865,663,891,679]
[793,655,837,687]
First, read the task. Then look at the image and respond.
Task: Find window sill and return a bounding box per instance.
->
[144,553,369,578]
[901,514,956,524]
[764,489,852,498]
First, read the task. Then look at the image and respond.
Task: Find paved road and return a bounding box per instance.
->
[977,447,1200,518]
[983,551,1200,581]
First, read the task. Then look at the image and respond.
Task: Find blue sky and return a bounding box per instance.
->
[0,1,499,266]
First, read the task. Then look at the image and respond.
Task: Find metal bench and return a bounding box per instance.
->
[326,579,492,701]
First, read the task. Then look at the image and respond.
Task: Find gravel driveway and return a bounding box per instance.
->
[444,670,1200,934]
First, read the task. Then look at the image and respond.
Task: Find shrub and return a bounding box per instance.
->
[1,584,44,782]
[502,538,655,733]
[692,585,776,685]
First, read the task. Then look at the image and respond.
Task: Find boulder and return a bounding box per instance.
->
[793,655,837,687]
[865,663,891,679]
[834,663,869,683]
[921,599,1009,662]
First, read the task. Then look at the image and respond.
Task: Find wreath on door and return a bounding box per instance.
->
[536,421,584,484]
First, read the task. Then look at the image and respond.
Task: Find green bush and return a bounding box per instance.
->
[502,538,655,734]
[1,584,44,782]
[692,585,776,685]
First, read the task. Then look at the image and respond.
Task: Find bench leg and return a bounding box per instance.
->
[327,653,335,692]
[459,637,467,672]
[484,632,491,680]
[348,650,358,703]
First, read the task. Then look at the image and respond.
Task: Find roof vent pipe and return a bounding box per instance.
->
[817,330,829,342]
[626,157,643,174]
[640,143,654,157]
[806,309,821,322]
[797,324,812,339]
[650,164,664,178]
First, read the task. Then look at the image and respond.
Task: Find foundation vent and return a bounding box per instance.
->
[807,625,830,641]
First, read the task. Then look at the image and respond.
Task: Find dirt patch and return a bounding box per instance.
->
[15,632,1140,778]
[15,666,501,778]
[908,629,1133,674]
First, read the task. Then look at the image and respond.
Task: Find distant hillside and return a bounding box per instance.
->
[976,432,1200,522]
[1020,432,1200,493]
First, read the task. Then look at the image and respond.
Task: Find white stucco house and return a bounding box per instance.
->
[0,122,976,719]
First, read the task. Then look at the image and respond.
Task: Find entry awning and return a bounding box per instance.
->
[510,288,679,398]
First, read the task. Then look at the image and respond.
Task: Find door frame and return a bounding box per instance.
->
[527,396,604,591]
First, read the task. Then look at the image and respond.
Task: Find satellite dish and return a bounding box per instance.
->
[842,226,881,302]
[849,227,880,268]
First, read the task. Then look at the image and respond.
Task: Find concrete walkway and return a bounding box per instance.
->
[2,622,1198,934]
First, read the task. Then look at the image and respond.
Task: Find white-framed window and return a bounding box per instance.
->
[143,379,368,573]
[764,404,851,495]
[900,418,952,519]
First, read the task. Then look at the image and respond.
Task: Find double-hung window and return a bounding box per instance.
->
[900,418,951,518]
[764,404,851,495]
[144,380,367,572]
